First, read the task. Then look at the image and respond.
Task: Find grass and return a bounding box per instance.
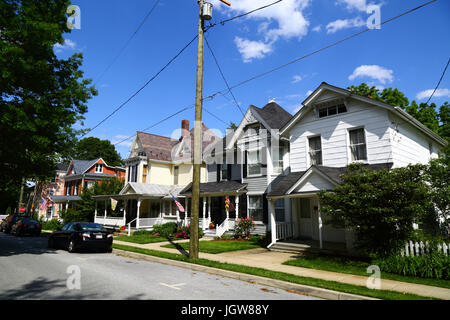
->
[115,234,182,244]
[161,237,265,254]
[283,253,450,289]
[112,243,439,300]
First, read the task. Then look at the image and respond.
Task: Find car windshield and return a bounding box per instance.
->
[79,223,105,232]
[21,218,38,224]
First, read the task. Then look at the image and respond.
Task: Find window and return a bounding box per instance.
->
[248,195,263,221]
[173,166,179,185]
[273,145,285,174]
[309,136,322,165]
[349,128,367,161]
[318,104,347,118]
[220,164,228,181]
[128,164,138,182]
[138,151,146,157]
[143,165,148,183]
[275,199,285,222]
[247,149,262,176]
[95,164,103,173]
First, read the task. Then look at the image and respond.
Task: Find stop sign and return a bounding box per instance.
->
[19,206,25,213]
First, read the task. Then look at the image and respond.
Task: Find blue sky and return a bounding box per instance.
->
[56,0,450,159]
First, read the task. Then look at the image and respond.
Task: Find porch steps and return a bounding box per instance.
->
[269,241,349,255]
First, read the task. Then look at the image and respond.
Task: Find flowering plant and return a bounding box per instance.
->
[233,217,255,240]
[209,221,215,229]
[175,224,204,239]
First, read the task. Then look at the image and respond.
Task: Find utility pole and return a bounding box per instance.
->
[190,0,230,260]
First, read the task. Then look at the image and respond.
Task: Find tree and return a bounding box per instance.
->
[228,121,238,130]
[318,163,433,257]
[73,137,123,166]
[406,101,440,133]
[0,1,97,204]
[347,83,409,108]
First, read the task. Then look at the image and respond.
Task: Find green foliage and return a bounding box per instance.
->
[0,0,97,203]
[374,253,450,280]
[73,137,123,167]
[152,222,179,238]
[175,225,204,239]
[347,83,409,108]
[39,217,62,231]
[131,230,152,236]
[318,163,433,257]
[233,217,255,240]
[59,208,90,224]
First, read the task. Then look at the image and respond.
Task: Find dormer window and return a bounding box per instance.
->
[318,104,347,118]
[138,151,146,157]
[95,164,103,173]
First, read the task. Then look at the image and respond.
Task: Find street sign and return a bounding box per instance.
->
[19,206,25,213]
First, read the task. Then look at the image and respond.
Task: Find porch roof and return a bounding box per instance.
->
[268,163,393,198]
[50,195,82,203]
[93,183,186,201]
[180,181,247,197]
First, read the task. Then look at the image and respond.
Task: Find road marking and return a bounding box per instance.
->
[159,282,186,290]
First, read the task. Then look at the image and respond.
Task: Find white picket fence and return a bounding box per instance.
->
[400,240,449,257]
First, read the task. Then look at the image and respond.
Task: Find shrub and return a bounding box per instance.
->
[175,225,204,239]
[233,217,255,240]
[153,222,179,238]
[40,218,62,231]
[374,253,450,280]
[59,208,90,224]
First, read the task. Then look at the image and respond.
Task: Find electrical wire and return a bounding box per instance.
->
[426,57,450,105]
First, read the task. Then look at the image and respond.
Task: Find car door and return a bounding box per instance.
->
[54,223,71,248]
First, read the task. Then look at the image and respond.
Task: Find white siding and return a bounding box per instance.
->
[389,113,440,168]
[289,99,392,172]
[295,172,335,193]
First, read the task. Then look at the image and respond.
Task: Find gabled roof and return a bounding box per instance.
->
[136,132,179,162]
[251,101,292,130]
[280,82,447,147]
[68,159,101,175]
[56,163,69,172]
[268,163,394,198]
[120,182,185,198]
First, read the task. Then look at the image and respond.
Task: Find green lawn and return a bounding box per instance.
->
[161,238,264,254]
[112,243,438,300]
[115,234,181,244]
[283,254,450,289]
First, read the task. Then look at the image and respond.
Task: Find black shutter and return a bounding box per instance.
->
[216,164,221,182]
[243,151,247,178]
[262,194,268,224]
[227,164,232,181]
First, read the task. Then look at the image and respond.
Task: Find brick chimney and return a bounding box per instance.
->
[180,120,190,140]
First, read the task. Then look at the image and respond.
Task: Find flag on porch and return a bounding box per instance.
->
[111,198,118,211]
[171,194,185,212]
[40,198,47,211]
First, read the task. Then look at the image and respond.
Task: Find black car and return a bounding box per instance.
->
[48,222,113,253]
[0,214,27,234]
[11,217,42,237]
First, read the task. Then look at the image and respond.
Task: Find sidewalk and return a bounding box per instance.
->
[113,238,450,300]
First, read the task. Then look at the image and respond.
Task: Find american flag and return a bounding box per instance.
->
[40,198,47,210]
[171,194,185,213]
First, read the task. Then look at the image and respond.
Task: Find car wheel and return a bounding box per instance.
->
[67,239,76,253]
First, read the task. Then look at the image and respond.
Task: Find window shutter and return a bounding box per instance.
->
[262,194,268,224]
[216,164,221,182]
[227,164,232,181]
[243,151,247,178]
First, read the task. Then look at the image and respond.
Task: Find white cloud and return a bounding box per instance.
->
[291,75,303,83]
[234,37,273,63]
[312,25,322,32]
[416,88,450,100]
[212,0,311,62]
[336,0,369,11]
[326,17,365,34]
[54,39,76,53]
[348,65,394,84]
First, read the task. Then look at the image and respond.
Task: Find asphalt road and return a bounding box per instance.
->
[0,232,320,300]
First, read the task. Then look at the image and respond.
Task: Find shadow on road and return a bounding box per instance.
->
[0,233,58,257]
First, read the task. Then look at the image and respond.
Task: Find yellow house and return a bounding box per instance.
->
[94,120,219,229]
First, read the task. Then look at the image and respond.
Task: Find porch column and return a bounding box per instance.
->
[208,197,211,226]
[94,200,98,219]
[136,198,141,229]
[225,196,229,230]
[269,199,276,245]
[202,198,207,230]
[123,199,127,226]
[235,195,239,221]
[104,200,107,219]
[184,198,188,226]
[176,201,180,223]
[318,201,323,249]
[65,201,68,210]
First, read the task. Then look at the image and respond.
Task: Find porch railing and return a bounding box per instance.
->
[138,218,163,228]
[95,216,126,227]
[276,222,295,241]
[216,218,229,237]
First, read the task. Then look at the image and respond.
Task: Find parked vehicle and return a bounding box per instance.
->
[11,217,42,237]
[48,222,113,253]
[0,214,27,234]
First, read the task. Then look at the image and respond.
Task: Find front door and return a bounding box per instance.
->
[298,198,313,239]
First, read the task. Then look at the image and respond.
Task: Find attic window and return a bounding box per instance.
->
[138,151,146,157]
[95,164,103,173]
[318,104,347,118]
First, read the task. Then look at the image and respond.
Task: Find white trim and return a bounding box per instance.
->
[286,167,338,195]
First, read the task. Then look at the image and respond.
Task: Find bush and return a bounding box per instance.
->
[153,222,179,238]
[175,225,204,239]
[40,218,62,231]
[132,230,152,236]
[59,208,90,224]
[233,217,255,240]
[374,253,450,280]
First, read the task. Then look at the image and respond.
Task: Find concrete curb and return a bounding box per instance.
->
[112,248,378,301]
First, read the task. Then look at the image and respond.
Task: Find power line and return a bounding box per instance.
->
[83,34,198,137]
[426,57,450,105]
[203,0,438,101]
[205,0,283,31]
[205,37,246,118]
[95,0,161,84]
